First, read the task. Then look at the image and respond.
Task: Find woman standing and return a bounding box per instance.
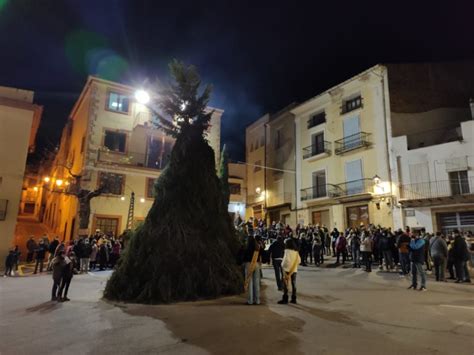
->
[243,234,264,305]
[360,230,373,272]
[278,238,301,305]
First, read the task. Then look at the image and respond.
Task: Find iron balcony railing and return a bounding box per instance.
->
[302,141,331,159]
[399,178,474,200]
[328,178,374,197]
[334,132,371,155]
[97,149,170,170]
[300,185,328,201]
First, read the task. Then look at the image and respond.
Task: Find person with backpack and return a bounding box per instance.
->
[278,238,301,305]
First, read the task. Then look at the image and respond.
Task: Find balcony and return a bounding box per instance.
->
[267,192,292,207]
[97,149,170,171]
[302,141,331,160]
[301,179,376,202]
[399,178,474,207]
[334,132,371,155]
[300,185,328,201]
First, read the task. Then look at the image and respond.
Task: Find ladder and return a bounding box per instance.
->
[126,192,135,230]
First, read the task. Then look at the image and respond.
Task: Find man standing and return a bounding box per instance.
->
[268,236,285,290]
[47,237,60,271]
[33,239,47,274]
[452,229,471,283]
[397,229,411,276]
[26,236,37,263]
[408,232,427,291]
[430,232,448,282]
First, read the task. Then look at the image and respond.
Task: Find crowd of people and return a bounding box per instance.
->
[239,217,473,305]
[3,229,126,302]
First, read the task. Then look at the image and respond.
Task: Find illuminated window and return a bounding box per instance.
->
[230,183,241,195]
[107,92,130,113]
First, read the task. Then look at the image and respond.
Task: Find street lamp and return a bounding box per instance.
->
[56,179,63,187]
[135,89,150,104]
[43,177,50,183]
[255,187,261,194]
[373,175,381,185]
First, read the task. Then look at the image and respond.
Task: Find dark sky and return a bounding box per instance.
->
[0,0,473,160]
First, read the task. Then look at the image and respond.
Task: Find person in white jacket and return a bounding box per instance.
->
[278,238,301,305]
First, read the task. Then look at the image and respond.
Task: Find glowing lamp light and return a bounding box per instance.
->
[140,197,145,203]
[55,179,64,187]
[255,187,261,194]
[373,175,381,185]
[135,90,150,104]
[65,181,70,186]
[33,186,39,192]
[43,177,50,183]
[120,196,126,201]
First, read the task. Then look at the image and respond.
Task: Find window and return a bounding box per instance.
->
[346,205,369,229]
[146,177,155,198]
[254,160,262,172]
[99,172,124,195]
[311,132,325,155]
[95,216,120,236]
[107,91,130,113]
[345,159,364,195]
[307,112,326,129]
[250,143,254,152]
[230,183,241,195]
[449,171,470,195]
[104,131,127,153]
[0,199,8,221]
[341,95,362,114]
[312,170,327,198]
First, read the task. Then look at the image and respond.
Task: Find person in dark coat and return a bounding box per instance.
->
[26,236,37,263]
[268,236,285,290]
[47,237,60,271]
[59,252,77,301]
[451,230,471,283]
[4,249,16,276]
[51,251,66,301]
[98,242,109,271]
[34,239,47,274]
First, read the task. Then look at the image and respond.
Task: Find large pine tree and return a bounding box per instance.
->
[104,60,243,303]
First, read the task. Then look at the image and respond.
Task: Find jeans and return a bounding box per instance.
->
[245,262,261,305]
[283,272,297,299]
[52,279,61,300]
[432,255,447,281]
[362,251,372,271]
[272,259,283,290]
[80,258,90,272]
[352,248,360,267]
[34,259,44,274]
[411,262,426,288]
[399,252,410,274]
[382,250,393,270]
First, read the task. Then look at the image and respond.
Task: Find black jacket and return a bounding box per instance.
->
[268,239,285,259]
[452,236,470,262]
[35,244,47,260]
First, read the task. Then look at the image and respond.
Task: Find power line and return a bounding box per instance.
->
[229,159,296,174]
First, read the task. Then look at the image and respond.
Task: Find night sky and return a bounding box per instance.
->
[0,0,472,160]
